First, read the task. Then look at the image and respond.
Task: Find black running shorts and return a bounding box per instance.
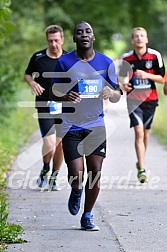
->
[128,102,156,129]
[37,107,62,137]
[62,126,106,163]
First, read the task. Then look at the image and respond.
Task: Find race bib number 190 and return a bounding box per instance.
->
[78,79,102,98]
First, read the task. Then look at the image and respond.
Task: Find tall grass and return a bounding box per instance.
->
[0,86,37,186]
[152,85,167,147]
[0,85,38,189]
[0,87,38,151]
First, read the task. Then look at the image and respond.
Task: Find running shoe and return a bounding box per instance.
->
[36,168,49,188]
[80,212,100,231]
[68,187,83,215]
[49,176,61,191]
[136,162,147,183]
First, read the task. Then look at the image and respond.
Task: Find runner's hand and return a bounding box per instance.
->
[66,91,81,103]
[30,81,45,96]
[123,83,132,92]
[134,70,148,79]
[99,86,115,100]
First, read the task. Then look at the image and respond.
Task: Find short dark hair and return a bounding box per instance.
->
[45,25,64,38]
[73,21,93,35]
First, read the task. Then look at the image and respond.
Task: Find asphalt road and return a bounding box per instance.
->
[6,93,167,252]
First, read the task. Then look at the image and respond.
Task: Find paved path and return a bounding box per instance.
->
[6,93,167,252]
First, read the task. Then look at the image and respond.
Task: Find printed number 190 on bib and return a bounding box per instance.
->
[78,79,102,98]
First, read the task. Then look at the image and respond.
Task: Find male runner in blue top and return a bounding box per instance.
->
[50,21,122,231]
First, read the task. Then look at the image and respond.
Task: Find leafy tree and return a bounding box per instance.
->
[0,0,13,40]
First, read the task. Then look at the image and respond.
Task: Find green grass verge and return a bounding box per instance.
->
[152,86,167,147]
[0,86,38,250]
[0,87,38,187]
[0,88,38,150]
[0,86,38,186]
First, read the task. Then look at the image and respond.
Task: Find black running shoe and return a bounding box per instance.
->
[49,176,61,191]
[36,169,49,188]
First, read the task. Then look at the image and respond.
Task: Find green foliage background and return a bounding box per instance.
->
[0,0,167,249]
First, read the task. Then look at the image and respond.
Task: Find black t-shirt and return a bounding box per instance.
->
[25,48,67,107]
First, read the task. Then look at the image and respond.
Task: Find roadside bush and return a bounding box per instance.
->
[0,63,20,122]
